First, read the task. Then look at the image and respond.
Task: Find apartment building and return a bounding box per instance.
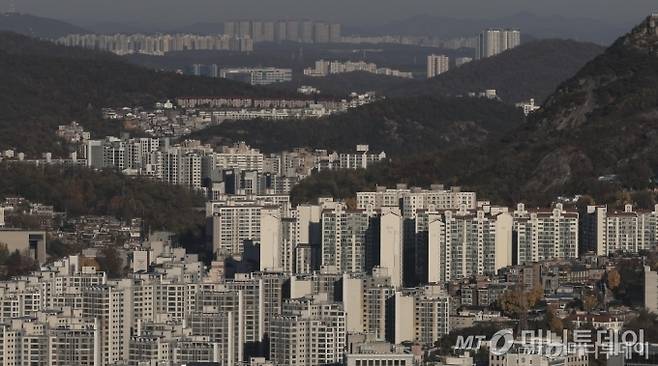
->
[356,185,477,214]
[320,203,379,274]
[582,204,658,255]
[270,295,346,366]
[219,68,293,85]
[513,203,579,264]
[427,207,513,282]
[0,309,99,366]
[427,54,449,78]
[81,280,133,365]
[475,29,521,59]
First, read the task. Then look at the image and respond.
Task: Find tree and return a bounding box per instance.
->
[545,304,564,333]
[3,250,37,280]
[606,269,621,290]
[582,293,599,312]
[97,246,124,279]
[0,243,8,264]
[499,285,544,330]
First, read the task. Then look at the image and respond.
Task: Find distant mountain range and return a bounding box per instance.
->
[347,12,631,45]
[0,11,631,47]
[293,14,658,206]
[387,39,605,103]
[0,12,89,38]
[0,31,286,155]
[424,14,658,203]
[488,14,658,200]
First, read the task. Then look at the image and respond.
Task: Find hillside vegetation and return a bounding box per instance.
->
[0,13,88,39]
[0,163,205,234]
[188,96,525,155]
[293,15,658,206]
[0,32,288,155]
[388,39,604,103]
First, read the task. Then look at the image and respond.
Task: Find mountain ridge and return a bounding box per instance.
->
[0,31,289,155]
[387,39,604,103]
[0,12,89,38]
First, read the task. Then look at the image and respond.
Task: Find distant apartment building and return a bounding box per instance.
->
[56,33,253,55]
[320,203,379,274]
[270,296,346,366]
[315,145,387,172]
[475,29,521,59]
[219,67,293,85]
[82,279,133,365]
[356,185,477,214]
[304,60,413,78]
[380,207,405,288]
[513,203,579,264]
[582,204,658,255]
[225,20,342,43]
[210,201,263,256]
[0,309,98,366]
[426,207,513,282]
[211,142,265,172]
[427,54,450,78]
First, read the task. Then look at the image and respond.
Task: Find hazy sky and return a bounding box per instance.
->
[4,0,656,27]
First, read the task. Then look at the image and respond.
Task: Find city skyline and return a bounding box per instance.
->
[0,2,657,366]
[2,0,653,29]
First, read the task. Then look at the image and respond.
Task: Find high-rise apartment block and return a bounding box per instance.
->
[226,20,342,44]
[513,203,579,264]
[582,204,658,255]
[270,295,346,366]
[427,54,450,78]
[356,185,477,214]
[426,207,513,282]
[57,33,253,54]
[219,67,293,85]
[475,29,521,59]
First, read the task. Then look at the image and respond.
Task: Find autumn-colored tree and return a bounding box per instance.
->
[499,285,544,315]
[582,293,599,312]
[545,304,564,333]
[606,269,621,290]
[528,285,544,306]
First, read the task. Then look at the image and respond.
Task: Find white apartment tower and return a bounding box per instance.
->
[270,296,346,366]
[321,204,377,274]
[260,207,282,272]
[427,54,450,78]
[379,207,404,288]
[586,204,658,255]
[427,208,513,282]
[476,29,521,59]
[513,203,579,264]
[82,279,133,366]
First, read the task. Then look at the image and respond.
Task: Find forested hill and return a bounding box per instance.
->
[188,96,525,155]
[387,39,604,103]
[292,15,658,206]
[0,13,89,39]
[0,31,289,155]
